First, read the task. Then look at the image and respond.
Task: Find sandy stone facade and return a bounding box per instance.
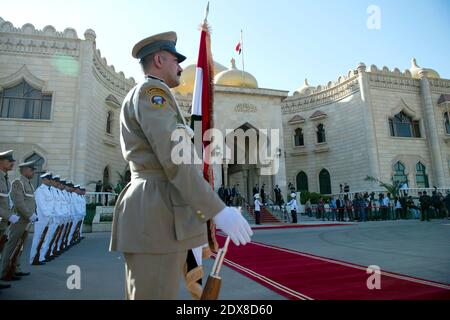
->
[1,17,449,198]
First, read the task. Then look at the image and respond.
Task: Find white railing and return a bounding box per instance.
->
[330,188,450,200]
[85,192,118,206]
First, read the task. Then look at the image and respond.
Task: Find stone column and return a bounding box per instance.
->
[70,29,96,184]
[223,162,229,187]
[242,169,249,203]
[419,70,445,187]
[357,63,381,186]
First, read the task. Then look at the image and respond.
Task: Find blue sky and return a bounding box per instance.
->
[2,0,449,92]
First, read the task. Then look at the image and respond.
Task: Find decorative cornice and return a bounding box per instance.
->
[282,75,360,114]
[0,17,79,39]
[92,49,135,97]
[0,17,80,57]
[429,78,450,94]
[367,72,421,92]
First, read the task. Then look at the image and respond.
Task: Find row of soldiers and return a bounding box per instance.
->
[0,150,86,290]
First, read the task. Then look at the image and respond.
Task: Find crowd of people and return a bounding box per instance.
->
[0,150,87,291]
[303,191,450,222]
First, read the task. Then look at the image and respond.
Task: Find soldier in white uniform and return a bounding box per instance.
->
[68,185,81,245]
[52,178,68,256]
[29,172,54,265]
[41,176,62,261]
[79,187,87,240]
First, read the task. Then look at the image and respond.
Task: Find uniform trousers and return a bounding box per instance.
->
[29,218,49,264]
[41,221,59,259]
[1,220,28,277]
[124,251,187,300]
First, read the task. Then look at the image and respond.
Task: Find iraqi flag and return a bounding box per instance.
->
[186,22,219,300]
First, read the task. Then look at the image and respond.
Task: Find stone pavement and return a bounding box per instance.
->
[0,218,448,299]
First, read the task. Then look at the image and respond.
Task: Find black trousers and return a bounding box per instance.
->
[255,211,261,225]
[291,210,297,223]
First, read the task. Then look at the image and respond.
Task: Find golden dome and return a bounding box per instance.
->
[173,61,227,95]
[410,58,440,79]
[294,79,315,96]
[214,58,258,88]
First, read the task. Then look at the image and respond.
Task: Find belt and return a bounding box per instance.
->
[131,169,168,181]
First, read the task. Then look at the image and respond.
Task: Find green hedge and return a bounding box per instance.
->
[299,191,331,205]
[84,203,97,225]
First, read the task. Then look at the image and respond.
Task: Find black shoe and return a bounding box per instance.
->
[32,261,46,266]
[0,284,11,289]
[1,276,21,281]
[15,272,30,277]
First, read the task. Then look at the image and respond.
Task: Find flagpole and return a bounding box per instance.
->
[241,29,246,87]
[204,1,210,24]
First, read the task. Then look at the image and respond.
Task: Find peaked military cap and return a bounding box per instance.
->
[19,160,36,169]
[132,31,186,63]
[0,150,15,162]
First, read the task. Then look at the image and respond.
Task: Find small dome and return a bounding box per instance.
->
[410,58,440,79]
[173,61,227,95]
[84,29,96,41]
[294,79,315,96]
[214,58,258,88]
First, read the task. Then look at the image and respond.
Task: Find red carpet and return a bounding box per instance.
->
[252,223,353,230]
[215,235,450,300]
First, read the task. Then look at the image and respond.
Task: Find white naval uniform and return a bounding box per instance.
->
[56,190,71,249]
[68,193,81,243]
[29,183,53,264]
[41,186,61,258]
[79,194,86,237]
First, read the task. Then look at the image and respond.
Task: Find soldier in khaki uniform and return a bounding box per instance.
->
[1,161,38,281]
[0,150,17,289]
[110,31,253,300]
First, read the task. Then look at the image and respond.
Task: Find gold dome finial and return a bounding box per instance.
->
[231,58,237,70]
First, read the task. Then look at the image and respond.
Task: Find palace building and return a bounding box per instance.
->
[1,17,449,200]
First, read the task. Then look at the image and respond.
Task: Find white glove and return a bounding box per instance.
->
[29,213,38,222]
[8,214,20,224]
[213,207,253,246]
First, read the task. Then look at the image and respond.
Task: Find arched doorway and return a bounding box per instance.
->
[225,122,270,204]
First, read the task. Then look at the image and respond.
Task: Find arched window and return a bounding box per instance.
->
[389,112,421,138]
[25,153,45,189]
[106,111,113,134]
[317,124,326,143]
[416,162,429,188]
[0,80,52,120]
[393,161,408,186]
[319,169,331,194]
[444,112,450,135]
[296,171,309,192]
[294,128,304,147]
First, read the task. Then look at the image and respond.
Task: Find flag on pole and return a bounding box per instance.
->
[185,4,219,300]
[235,42,242,55]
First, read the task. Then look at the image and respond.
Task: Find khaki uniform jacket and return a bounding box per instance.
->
[0,171,12,229]
[10,175,36,221]
[110,76,225,254]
